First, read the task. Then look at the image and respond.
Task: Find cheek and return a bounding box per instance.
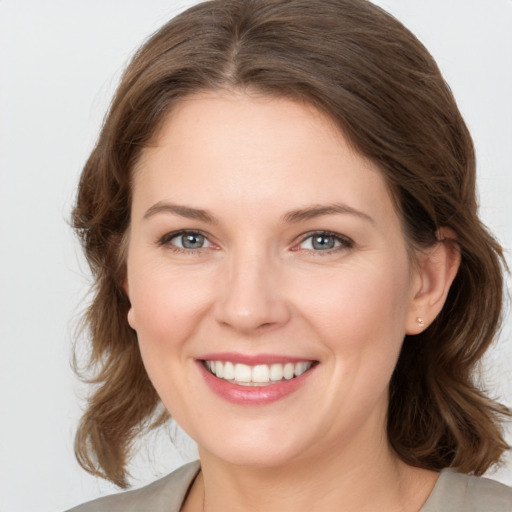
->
[301,260,410,340]
[295,256,413,402]
[126,264,216,417]
[299,258,412,425]
[127,261,215,352]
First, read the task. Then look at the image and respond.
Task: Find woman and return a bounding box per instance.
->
[68,0,512,510]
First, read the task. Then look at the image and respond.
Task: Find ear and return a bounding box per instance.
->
[127,307,136,330]
[406,228,461,335]
[122,277,137,331]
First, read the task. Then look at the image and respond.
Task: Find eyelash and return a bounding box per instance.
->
[158,230,213,255]
[157,230,354,255]
[294,231,354,255]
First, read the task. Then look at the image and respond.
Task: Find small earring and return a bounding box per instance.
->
[416,317,425,329]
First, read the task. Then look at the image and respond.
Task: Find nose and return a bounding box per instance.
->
[213,247,291,334]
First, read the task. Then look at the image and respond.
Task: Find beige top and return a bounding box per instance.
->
[66,461,512,512]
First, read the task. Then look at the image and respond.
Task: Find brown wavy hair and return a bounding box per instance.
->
[72,0,510,488]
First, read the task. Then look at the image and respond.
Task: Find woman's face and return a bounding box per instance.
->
[125,91,423,468]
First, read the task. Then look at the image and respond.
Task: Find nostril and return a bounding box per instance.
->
[257,322,275,329]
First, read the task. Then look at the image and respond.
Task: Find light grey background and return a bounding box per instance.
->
[0,1,511,511]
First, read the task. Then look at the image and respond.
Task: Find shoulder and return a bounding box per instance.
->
[421,468,512,512]
[65,461,200,512]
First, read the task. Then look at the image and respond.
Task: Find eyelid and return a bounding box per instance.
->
[157,229,353,254]
[158,229,216,252]
[293,230,354,253]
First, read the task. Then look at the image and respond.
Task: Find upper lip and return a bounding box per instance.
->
[198,352,317,365]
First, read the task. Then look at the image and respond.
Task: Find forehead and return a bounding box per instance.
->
[137,90,363,171]
[132,91,399,229]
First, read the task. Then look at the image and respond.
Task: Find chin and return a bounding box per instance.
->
[201,442,305,469]
[192,420,322,469]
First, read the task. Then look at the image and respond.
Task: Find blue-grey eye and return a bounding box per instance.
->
[170,232,210,249]
[299,233,344,251]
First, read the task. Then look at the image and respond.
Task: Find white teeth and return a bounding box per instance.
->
[215,361,224,378]
[252,364,270,383]
[223,361,235,380]
[294,362,309,376]
[205,360,313,385]
[234,363,252,382]
[270,363,283,381]
[283,362,295,380]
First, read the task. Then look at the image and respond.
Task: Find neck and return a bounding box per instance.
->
[192,432,437,512]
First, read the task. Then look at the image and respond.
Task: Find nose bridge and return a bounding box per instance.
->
[214,241,290,332]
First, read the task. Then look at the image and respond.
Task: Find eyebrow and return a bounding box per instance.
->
[282,203,375,224]
[143,201,374,225]
[143,202,218,223]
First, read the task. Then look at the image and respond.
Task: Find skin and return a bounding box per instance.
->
[125,91,460,511]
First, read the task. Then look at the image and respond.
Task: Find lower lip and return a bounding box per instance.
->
[197,361,316,405]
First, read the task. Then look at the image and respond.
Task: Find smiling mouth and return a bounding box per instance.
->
[203,360,316,386]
